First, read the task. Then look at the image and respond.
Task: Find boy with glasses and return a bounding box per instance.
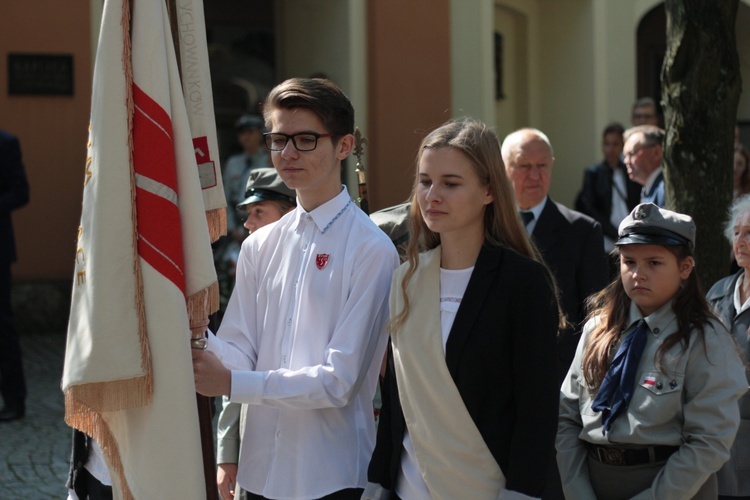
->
[192,78,398,500]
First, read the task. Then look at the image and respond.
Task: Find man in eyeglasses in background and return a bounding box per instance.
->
[192,77,398,500]
[630,96,661,127]
[623,125,667,207]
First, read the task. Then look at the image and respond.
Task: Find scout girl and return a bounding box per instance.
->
[557,203,748,500]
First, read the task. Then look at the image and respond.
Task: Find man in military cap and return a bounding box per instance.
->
[222,114,273,241]
[235,168,296,234]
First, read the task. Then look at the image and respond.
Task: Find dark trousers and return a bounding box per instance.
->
[0,260,26,405]
[74,467,113,500]
[244,488,364,500]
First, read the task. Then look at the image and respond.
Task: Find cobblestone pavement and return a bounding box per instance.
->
[0,332,71,498]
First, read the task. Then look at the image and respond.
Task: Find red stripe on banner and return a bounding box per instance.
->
[136,188,186,293]
[133,84,179,190]
[132,83,186,294]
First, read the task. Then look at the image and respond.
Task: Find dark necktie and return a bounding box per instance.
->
[591,320,649,434]
[520,211,534,226]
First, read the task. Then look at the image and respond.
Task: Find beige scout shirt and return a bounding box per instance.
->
[557,300,748,500]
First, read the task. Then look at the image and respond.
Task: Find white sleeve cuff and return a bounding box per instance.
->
[229,369,265,404]
[361,482,390,500]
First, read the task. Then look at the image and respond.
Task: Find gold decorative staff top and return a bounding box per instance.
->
[353,127,369,215]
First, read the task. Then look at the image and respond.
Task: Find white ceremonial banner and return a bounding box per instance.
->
[63,0,218,498]
[173,0,227,241]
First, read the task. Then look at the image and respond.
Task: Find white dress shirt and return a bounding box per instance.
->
[520,197,547,235]
[641,166,663,200]
[207,187,398,499]
[733,273,750,314]
[605,167,630,252]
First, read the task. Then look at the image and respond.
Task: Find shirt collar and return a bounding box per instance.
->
[627,299,677,335]
[642,166,663,194]
[292,186,352,233]
[733,273,750,314]
[520,196,548,221]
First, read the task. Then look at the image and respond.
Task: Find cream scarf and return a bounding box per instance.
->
[391,247,506,499]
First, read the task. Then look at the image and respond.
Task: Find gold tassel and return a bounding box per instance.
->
[206,207,227,243]
[187,281,220,325]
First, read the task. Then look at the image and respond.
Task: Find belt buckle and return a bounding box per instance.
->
[597,447,625,465]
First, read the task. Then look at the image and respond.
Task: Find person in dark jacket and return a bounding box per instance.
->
[502,127,609,499]
[0,129,29,422]
[706,194,750,500]
[575,122,641,257]
[365,118,560,499]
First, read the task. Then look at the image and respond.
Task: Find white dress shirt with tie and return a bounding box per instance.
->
[519,197,547,234]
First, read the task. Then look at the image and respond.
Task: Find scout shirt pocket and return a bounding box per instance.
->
[630,370,685,424]
[576,377,600,419]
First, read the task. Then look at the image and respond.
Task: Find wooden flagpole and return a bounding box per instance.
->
[165,1,219,499]
[354,128,370,215]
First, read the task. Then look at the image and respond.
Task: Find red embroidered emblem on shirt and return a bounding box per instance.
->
[316,254,330,270]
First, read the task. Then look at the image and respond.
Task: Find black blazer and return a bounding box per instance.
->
[368,244,560,497]
[531,198,609,382]
[0,130,29,263]
[575,161,641,241]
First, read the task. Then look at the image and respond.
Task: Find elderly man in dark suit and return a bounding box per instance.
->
[502,128,608,500]
[0,130,29,422]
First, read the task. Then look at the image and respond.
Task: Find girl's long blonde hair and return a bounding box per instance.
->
[389,118,556,333]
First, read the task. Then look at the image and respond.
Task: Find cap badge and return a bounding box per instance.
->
[316,254,330,270]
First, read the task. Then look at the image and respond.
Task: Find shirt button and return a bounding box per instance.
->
[653,328,660,334]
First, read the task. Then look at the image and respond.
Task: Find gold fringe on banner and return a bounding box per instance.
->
[188,280,220,325]
[65,397,134,500]
[206,206,227,243]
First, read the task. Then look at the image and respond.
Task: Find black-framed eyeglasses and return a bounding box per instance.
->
[263,132,333,152]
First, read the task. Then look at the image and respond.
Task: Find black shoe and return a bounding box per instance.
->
[0,401,25,422]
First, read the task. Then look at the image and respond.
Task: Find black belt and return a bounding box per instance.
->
[586,443,679,466]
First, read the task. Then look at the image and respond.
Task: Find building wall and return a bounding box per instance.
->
[478,0,750,208]
[0,1,94,281]
[535,0,596,205]
[4,0,750,285]
[275,0,369,199]
[366,0,452,210]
